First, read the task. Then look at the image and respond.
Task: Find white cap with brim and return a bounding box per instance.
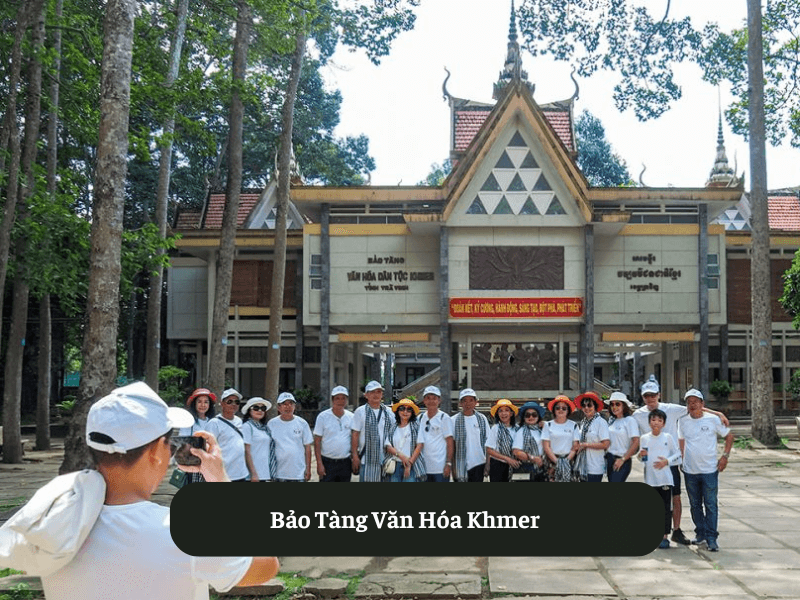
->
[641,375,660,395]
[221,388,243,401]
[459,388,478,401]
[331,385,349,397]
[422,385,441,397]
[86,382,194,454]
[277,392,296,404]
[684,388,704,401]
[364,380,384,393]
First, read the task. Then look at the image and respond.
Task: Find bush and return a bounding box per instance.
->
[158,366,190,405]
[709,380,733,398]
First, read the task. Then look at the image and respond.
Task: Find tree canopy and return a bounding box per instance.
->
[574,110,632,187]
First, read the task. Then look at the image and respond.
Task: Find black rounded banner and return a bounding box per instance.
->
[171,483,664,556]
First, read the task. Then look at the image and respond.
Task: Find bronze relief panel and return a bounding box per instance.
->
[469,246,564,290]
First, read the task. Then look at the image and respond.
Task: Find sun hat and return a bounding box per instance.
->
[490,398,519,418]
[608,391,633,408]
[422,385,441,397]
[547,394,576,414]
[221,388,243,402]
[459,388,478,401]
[331,385,349,397]
[241,397,272,415]
[185,387,217,406]
[86,382,194,454]
[276,392,296,404]
[684,388,704,401]
[364,380,384,393]
[518,401,545,420]
[575,391,604,411]
[391,398,420,415]
[641,375,660,395]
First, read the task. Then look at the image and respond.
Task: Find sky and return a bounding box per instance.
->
[322,0,798,190]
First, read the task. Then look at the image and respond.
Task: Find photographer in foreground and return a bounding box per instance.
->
[0,382,278,599]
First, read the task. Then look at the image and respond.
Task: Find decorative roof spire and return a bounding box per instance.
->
[493,0,534,100]
[706,107,738,187]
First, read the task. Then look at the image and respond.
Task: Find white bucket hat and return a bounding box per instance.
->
[608,391,633,408]
[86,382,193,454]
[241,397,273,415]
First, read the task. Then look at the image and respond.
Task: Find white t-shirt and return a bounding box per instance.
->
[241,420,272,481]
[607,416,640,458]
[578,416,610,475]
[512,426,544,458]
[417,411,453,474]
[387,424,414,456]
[542,419,580,456]
[485,424,516,456]
[633,402,688,439]
[267,416,313,480]
[679,414,730,474]
[313,408,354,459]
[640,431,681,487]
[179,416,211,436]
[205,416,248,481]
[42,501,251,600]
[461,414,488,470]
[351,404,390,453]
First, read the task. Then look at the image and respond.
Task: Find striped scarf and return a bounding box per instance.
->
[520,425,542,477]
[361,404,390,482]
[386,421,426,480]
[244,420,276,481]
[453,412,487,482]
[496,424,515,459]
[574,413,601,481]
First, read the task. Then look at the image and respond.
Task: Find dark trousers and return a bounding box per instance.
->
[466,464,484,482]
[321,456,352,482]
[605,453,632,482]
[655,485,673,535]
[489,458,511,482]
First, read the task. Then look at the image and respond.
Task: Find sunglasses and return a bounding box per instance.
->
[222,399,240,405]
[398,406,413,412]
[609,401,623,407]
[524,412,538,418]
[250,405,267,411]
[554,405,569,411]
[581,400,596,408]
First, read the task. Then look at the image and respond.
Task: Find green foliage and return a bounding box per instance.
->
[159,366,190,405]
[733,436,754,450]
[780,252,800,329]
[292,387,321,408]
[56,398,76,417]
[0,498,26,513]
[0,583,34,600]
[418,159,453,186]
[574,111,633,186]
[785,369,800,399]
[709,380,733,398]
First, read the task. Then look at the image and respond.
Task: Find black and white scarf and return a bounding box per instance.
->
[453,412,487,482]
[520,425,542,476]
[385,421,426,480]
[496,424,516,459]
[245,420,276,480]
[361,404,391,482]
[574,413,601,481]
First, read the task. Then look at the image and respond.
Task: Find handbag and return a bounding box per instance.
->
[169,468,188,489]
[382,455,397,476]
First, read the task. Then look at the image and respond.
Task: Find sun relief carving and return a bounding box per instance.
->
[469,246,564,290]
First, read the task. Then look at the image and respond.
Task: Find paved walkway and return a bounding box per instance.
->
[1,427,799,599]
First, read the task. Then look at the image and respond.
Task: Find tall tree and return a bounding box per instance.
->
[574,110,632,187]
[517,0,789,444]
[61,0,137,473]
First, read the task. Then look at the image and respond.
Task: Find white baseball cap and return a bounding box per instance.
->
[684,388,704,401]
[641,375,660,395]
[364,380,384,393]
[221,388,243,402]
[422,385,441,397]
[331,385,349,397]
[459,388,478,401]
[241,397,273,415]
[277,392,296,404]
[86,382,194,454]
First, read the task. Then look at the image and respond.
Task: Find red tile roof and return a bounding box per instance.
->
[174,209,201,229]
[453,104,574,154]
[768,196,800,231]
[203,193,260,229]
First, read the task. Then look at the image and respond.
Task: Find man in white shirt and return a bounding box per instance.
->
[314,385,354,482]
[268,392,313,482]
[350,380,393,482]
[679,388,733,552]
[0,382,278,600]
[452,389,490,482]
[417,385,454,482]
[206,387,248,481]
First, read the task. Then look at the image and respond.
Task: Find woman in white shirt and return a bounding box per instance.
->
[574,391,610,482]
[384,398,425,482]
[486,399,520,482]
[605,391,639,482]
[180,388,217,483]
[241,397,273,482]
[513,401,546,482]
[542,395,579,482]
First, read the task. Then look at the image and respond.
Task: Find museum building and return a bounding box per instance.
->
[168,12,800,413]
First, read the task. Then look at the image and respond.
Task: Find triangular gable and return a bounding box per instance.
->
[242,180,305,230]
[442,81,591,224]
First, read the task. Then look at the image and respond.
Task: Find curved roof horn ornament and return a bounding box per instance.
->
[442,66,452,102]
[570,66,580,102]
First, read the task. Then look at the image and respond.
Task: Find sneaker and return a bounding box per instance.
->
[671,528,690,545]
[691,537,707,546]
[659,538,671,549]
[707,540,719,552]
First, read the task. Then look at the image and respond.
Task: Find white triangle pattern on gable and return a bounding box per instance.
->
[466,130,566,216]
[243,180,304,230]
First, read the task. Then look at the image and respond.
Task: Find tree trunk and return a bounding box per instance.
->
[208,1,251,397]
[36,296,52,450]
[265,25,306,404]
[0,1,29,176]
[1,0,46,464]
[146,0,189,389]
[60,0,136,473]
[746,0,779,445]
